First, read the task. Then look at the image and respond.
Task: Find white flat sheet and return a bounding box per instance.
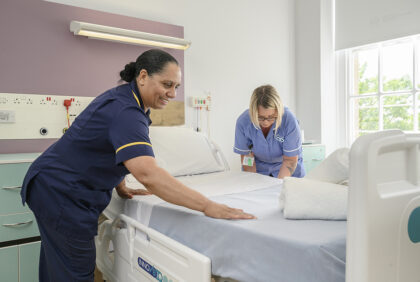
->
[109,171,283,225]
[104,172,346,282]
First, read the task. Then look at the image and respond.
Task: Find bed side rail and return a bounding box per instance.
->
[346,130,420,282]
[96,214,211,282]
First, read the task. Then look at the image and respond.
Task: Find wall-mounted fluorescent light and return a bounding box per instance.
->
[70,21,191,50]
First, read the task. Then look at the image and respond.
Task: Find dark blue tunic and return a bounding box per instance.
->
[21,80,154,239]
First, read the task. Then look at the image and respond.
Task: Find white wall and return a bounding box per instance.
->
[45,0,296,171]
[295,0,322,144]
[295,0,340,155]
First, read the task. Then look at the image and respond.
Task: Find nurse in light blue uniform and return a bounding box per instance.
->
[234,84,305,178]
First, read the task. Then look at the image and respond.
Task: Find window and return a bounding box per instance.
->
[347,36,420,143]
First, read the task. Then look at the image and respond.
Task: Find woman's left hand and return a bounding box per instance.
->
[115,185,152,199]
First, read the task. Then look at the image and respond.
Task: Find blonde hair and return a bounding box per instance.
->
[249,85,284,133]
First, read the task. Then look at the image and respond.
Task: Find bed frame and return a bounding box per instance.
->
[347,130,420,282]
[96,130,420,282]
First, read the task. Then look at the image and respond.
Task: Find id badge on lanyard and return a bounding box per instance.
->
[242,144,254,166]
[242,155,254,166]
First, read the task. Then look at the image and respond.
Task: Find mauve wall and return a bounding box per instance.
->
[0,0,184,154]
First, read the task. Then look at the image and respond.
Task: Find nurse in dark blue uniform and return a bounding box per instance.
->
[21,49,255,282]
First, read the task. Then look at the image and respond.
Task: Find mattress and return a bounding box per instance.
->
[105,171,346,282]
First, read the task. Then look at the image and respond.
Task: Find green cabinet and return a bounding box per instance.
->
[0,242,41,282]
[0,153,41,282]
[0,162,32,215]
[302,144,325,173]
[0,213,39,242]
[19,242,41,282]
[0,246,19,282]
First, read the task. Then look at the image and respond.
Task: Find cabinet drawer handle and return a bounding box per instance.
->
[2,220,33,227]
[312,158,323,161]
[1,186,22,190]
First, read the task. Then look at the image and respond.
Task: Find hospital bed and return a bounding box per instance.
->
[95,128,420,282]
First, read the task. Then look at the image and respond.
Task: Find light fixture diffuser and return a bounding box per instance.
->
[70,21,191,50]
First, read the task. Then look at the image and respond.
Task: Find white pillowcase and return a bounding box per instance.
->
[148,126,225,177]
[306,148,350,184]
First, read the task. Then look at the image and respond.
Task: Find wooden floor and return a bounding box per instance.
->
[94,266,104,282]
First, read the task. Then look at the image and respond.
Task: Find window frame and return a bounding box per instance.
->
[346,36,420,144]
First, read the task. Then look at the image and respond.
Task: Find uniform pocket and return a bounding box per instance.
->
[66,235,96,281]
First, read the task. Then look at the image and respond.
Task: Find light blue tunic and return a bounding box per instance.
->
[234,107,305,177]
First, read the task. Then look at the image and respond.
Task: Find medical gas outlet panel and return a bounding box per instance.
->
[189,96,211,109]
[0,93,94,139]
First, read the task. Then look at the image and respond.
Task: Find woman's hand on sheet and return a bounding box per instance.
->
[115,185,152,199]
[203,201,256,220]
[125,156,254,218]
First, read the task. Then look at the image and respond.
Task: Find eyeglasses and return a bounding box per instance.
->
[258,116,277,122]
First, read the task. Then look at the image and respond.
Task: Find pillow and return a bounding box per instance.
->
[148,126,225,176]
[306,148,350,184]
[279,177,348,220]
